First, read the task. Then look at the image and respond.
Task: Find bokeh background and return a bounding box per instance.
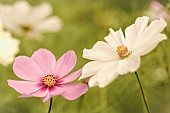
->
[0,0,170,113]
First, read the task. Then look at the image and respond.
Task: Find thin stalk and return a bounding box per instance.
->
[48,98,53,113]
[135,72,151,113]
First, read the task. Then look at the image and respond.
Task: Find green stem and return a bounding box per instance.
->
[48,98,53,113]
[135,72,151,113]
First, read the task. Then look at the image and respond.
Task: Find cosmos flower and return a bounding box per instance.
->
[0,1,62,40]
[79,16,167,88]
[146,0,170,20]
[0,20,20,66]
[8,49,88,102]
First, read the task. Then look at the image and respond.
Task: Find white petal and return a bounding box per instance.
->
[88,61,118,88]
[116,55,141,75]
[0,1,31,25]
[88,75,98,87]
[13,1,31,20]
[79,61,104,80]
[30,2,52,22]
[89,70,118,88]
[104,28,124,48]
[35,16,62,32]
[83,41,119,61]
[133,34,167,56]
[133,18,167,56]
[0,6,20,31]
[143,18,166,38]
[0,31,20,66]
[80,60,118,88]
[125,16,149,50]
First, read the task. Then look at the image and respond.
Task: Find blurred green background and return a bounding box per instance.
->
[0,0,170,113]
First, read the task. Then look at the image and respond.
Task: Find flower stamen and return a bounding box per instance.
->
[43,75,56,87]
[117,45,131,59]
[20,25,32,32]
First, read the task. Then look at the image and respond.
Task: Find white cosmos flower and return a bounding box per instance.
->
[0,1,62,40]
[79,16,167,88]
[0,20,20,66]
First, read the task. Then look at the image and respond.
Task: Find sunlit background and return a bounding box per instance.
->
[0,0,170,113]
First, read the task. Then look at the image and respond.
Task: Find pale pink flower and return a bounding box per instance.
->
[146,1,170,20]
[8,49,88,102]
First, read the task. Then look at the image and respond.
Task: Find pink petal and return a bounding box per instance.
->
[49,86,65,96]
[31,49,56,75]
[42,91,51,102]
[58,69,82,84]
[151,1,164,11]
[19,87,48,98]
[8,80,42,94]
[13,56,44,81]
[61,83,88,100]
[54,51,77,79]
[42,86,65,102]
[30,87,48,97]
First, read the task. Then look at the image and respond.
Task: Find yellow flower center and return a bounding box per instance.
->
[43,75,56,87]
[117,45,131,59]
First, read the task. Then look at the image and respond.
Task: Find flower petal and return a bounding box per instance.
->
[89,72,118,88]
[19,88,48,99]
[133,34,167,56]
[35,17,62,32]
[79,61,105,80]
[80,60,118,87]
[54,51,77,79]
[59,69,82,84]
[0,31,20,66]
[116,55,141,75]
[132,18,167,56]
[19,87,49,98]
[83,41,118,61]
[13,1,31,21]
[104,28,124,48]
[13,56,44,81]
[151,1,164,11]
[19,88,50,102]
[61,83,88,100]
[31,49,56,75]
[8,80,42,94]
[42,86,65,102]
[42,92,51,102]
[88,62,118,88]
[30,3,52,22]
[30,87,48,97]
[125,16,149,50]
[143,18,166,39]
[49,86,65,96]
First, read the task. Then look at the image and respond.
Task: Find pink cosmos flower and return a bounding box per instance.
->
[8,49,88,102]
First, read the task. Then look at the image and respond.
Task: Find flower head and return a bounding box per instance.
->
[8,49,88,102]
[146,1,170,20]
[79,16,167,88]
[0,1,62,40]
[0,20,20,66]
